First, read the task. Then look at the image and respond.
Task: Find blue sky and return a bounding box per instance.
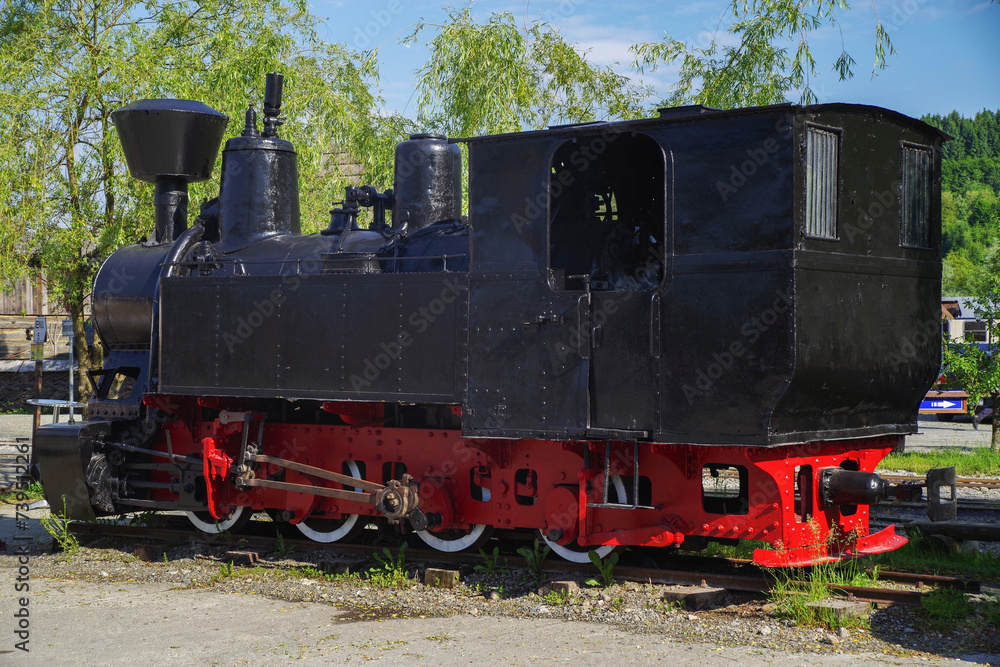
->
[310,0,999,120]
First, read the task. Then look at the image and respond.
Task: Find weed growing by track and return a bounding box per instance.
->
[367,543,413,588]
[766,557,878,631]
[0,481,44,504]
[40,500,80,558]
[584,550,618,588]
[517,539,551,588]
[474,546,507,574]
[871,532,1000,582]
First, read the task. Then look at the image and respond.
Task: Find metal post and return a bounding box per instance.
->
[67,332,75,424]
[62,317,76,424]
[29,316,46,482]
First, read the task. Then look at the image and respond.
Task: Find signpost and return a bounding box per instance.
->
[29,317,46,481]
[919,390,970,420]
[62,319,76,423]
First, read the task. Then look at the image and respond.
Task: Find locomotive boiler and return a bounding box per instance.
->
[36,73,946,565]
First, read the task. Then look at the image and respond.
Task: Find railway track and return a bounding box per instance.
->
[64,519,979,608]
[878,472,1000,490]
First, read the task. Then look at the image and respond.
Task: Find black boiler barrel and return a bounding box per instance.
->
[92,244,171,346]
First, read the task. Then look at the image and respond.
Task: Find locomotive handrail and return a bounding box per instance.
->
[161,253,468,268]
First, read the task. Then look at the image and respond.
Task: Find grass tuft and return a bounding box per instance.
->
[879,448,1000,476]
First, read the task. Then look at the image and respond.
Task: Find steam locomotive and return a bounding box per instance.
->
[37,74,945,565]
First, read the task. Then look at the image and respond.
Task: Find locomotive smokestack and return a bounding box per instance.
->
[112,99,229,244]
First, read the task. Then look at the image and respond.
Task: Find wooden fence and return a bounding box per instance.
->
[0,273,50,315]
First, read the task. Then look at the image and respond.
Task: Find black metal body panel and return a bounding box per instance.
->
[159,272,466,402]
[466,273,589,437]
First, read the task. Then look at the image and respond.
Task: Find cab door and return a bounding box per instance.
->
[546,131,670,435]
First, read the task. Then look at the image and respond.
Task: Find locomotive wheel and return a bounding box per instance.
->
[185,506,252,534]
[541,474,627,564]
[295,460,366,543]
[416,523,494,553]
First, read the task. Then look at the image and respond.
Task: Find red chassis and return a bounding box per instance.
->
[142,395,906,565]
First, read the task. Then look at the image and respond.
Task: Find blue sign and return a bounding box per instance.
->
[920,399,963,411]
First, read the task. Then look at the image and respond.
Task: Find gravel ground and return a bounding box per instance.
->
[1,502,999,665]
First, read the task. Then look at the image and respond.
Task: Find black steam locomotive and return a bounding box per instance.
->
[37,74,945,565]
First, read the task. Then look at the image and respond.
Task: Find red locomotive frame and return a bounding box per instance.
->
[146,394,906,566]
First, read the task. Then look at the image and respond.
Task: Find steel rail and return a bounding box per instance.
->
[878,472,1000,490]
[63,520,974,606]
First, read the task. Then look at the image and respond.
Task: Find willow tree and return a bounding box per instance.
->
[943,251,1000,452]
[0,0,402,399]
[407,8,651,138]
[631,0,897,109]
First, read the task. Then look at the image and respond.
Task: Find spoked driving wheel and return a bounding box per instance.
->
[295,460,366,543]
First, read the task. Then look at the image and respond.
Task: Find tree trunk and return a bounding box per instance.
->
[992,393,999,453]
[70,301,93,403]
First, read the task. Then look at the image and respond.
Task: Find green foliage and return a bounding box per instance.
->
[631,1,894,109]
[921,587,971,628]
[516,538,551,587]
[543,588,572,605]
[584,550,618,588]
[870,533,1000,582]
[941,252,1000,451]
[0,0,402,394]
[128,511,167,528]
[274,530,294,558]
[922,111,1000,295]
[0,481,43,505]
[367,543,411,588]
[767,558,877,631]
[879,449,1000,476]
[407,7,648,138]
[474,546,506,574]
[765,519,876,630]
[40,499,80,557]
